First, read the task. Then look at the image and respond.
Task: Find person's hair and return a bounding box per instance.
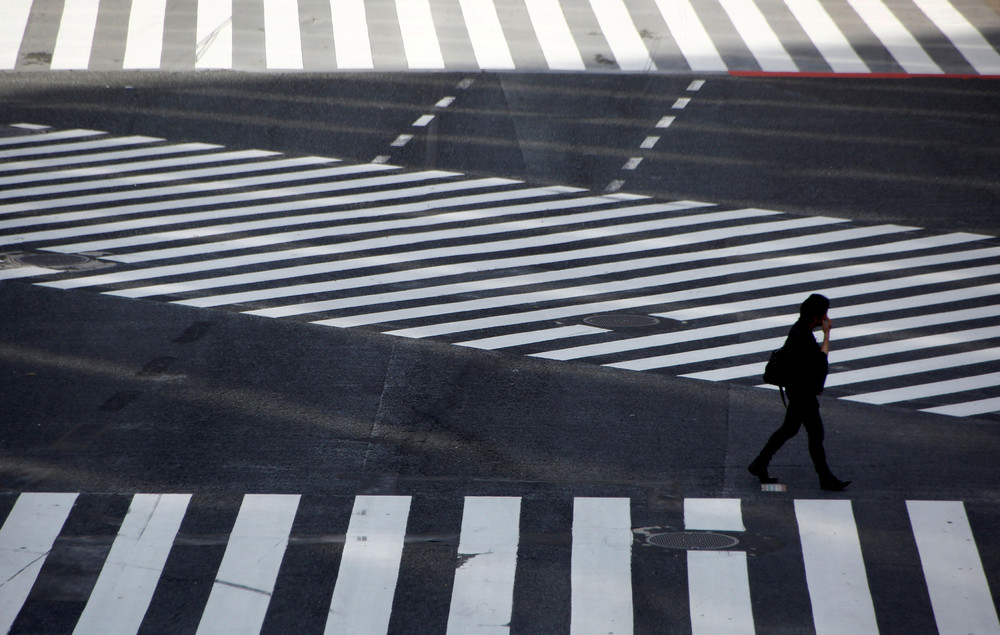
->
[799,293,830,322]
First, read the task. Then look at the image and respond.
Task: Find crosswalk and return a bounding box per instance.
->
[2,123,999,419]
[1,492,998,633]
[3,0,1000,74]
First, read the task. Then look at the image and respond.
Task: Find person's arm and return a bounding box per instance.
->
[820,315,832,355]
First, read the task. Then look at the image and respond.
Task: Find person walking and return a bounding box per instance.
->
[748,293,851,491]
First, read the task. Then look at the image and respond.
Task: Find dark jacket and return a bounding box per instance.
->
[782,320,828,395]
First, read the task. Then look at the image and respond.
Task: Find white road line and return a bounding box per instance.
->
[571,498,632,635]
[845,371,1000,405]
[0,150,281,199]
[524,0,586,71]
[0,135,153,160]
[74,493,191,635]
[197,494,301,635]
[912,0,1000,75]
[0,265,58,280]
[652,0,727,71]
[456,325,610,350]
[0,493,78,633]
[923,395,1000,417]
[460,0,515,70]
[332,0,373,69]
[264,0,303,69]
[826,344,1000,388]
[195,0,232,69]
[446,497,521,634]
[326,496,411,635]
[718,0,797,72]
[782,0,869,73]
[396,0,444,69]
[0,157,347,216]
[0,142,218,174]
[123,0,167,69]
[0,129,101,147]
[589,0,655,71]
[0,0,34,69]
[339,234,988,332]
[845,0,942,73]
[685,499,753,635]
[50,0,100,69]
[907,501,1000,634]
[795,500,878,635]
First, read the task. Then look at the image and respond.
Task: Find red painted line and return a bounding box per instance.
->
[729,71,1000,80]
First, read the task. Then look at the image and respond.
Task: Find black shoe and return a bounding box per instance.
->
[748,461,778,484]
[820,478,851,492]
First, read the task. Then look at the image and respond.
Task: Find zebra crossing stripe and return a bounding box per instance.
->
[588,0,655,72]
[196,0,233,69]
[0,493,78,634]
[782,0,869,73]
[0,128,102,148]
[325,495,411,634]
[123,0,167,69]
[50,0,100,70]
[913,0,1000,75]
[0,0,33,70]
[922,395,1000,417]
[0,142,220,174]
[795,500,879,635]
[846,371,1000,406]
[524,0,586,71]
[685,499,754,635]
[571,498,633,635]
[447,497,521,634]
[197,494,301,634]
[0,135,154,160]
[718,0,797,72]
[457,324,610,349]
[263,0,303,70]
[332,0,373,69]
[906,501,1000,635]
[397,0,445,69]
[653,0,727,72]
[846,0,942,74]
[460,0,516,70]
[825,347,1000,388]
[74,493,191,635]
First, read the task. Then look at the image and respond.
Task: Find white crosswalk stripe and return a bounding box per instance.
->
[3,0,1000,74]
[2,125,999,419]
[1,492,997,633]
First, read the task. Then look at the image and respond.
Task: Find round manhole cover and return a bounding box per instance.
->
[12,253,91,269]
[583,313,660,328]
[647,531,740,550]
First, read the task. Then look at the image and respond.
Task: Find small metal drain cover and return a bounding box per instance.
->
[647,531,739,550]
[583,313,660,329]
[12,253,91,269]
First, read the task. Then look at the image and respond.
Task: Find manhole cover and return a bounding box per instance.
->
[647,531,740,550]
[12,253,91,269]
[583,313,660,328]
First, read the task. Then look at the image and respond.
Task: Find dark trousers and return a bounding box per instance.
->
[754,390,834,480]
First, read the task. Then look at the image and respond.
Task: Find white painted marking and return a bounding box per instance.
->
[640,136,659,149]
[457,325,609,350]
[372,154,392,164]
[0,128,102,147]
[50,0,100,69]
[845,371,1000,405]
[9,123,50,130]
[653,0,727,71]
[326,496,411,634]
[907,501,1000,634]
[264,0,303,69]
[195,0,232,69]
[0,141,205,173]
[332,0,373,69]
[718,0,797,72]
[605,179,625,192]
[0,265,58,280]
[622,157,642,170]
[197,494,301,634]
[845,0,942,73]
[672,97,691,109]
[688,552,754,635]
[571,498,632,635]
[524,0,586,70]
[391,134,414,147]
[123,0,167,69]
[922,396,1000,417]
[436,96,456,108]
[913,0,1000,75]
[74,494,191,635]
[460,0,516,69]
[0,493,78,633]
[826,343,1000,388]
[446,497,521,634]
[795,500,879,635]
[396,0,444,69]
[656,116,675,128]
[589,0,655,71]
[684,498,744,532]
[687,79,706,91]
[0,0,34,69]
[782,0,868,73]
[413,114,436,127]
